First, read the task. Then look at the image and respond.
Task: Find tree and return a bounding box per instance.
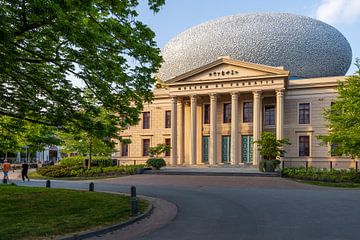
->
[319,59,360,159]
[146,143,170,170]
[255,131,290,172]
[58,106,118,168]
[0,0,164,138]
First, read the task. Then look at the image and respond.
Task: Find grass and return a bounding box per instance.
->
[292,179,360,188]
[0,184,148,240]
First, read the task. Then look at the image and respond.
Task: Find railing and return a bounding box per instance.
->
[282,160,359,171]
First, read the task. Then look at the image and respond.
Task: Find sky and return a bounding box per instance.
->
[137,0,360,75]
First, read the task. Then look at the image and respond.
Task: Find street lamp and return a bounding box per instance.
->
[23,146,29,163]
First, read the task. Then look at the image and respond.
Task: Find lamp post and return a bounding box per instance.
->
[24,146,29,163]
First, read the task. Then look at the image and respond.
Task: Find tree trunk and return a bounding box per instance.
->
[88,139,92,169]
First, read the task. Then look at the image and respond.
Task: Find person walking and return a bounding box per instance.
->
[2,160,11,184]
[21,161,30,182]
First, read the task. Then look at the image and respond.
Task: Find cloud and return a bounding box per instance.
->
[315,0,360,24]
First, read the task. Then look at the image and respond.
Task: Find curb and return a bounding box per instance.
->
[144,170,280,177]
[59,196,154,240]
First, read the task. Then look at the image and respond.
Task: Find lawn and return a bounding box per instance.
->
[0,184,148,240]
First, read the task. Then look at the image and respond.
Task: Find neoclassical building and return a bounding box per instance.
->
[115,13,353,167]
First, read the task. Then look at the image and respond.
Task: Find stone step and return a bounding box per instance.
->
[143,170,280,177]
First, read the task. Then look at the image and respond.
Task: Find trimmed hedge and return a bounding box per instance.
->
[37,164,145,178]
[60,156,116,167]
[282,167,360,183]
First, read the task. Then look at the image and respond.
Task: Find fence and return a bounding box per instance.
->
[282,160,359,171]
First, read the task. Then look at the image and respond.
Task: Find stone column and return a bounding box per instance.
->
[276,89,284,140]
[177,98,184,165]
[253,90,262,166]
[230,92,239,165]
[190,95,197,165]
[171,97,178,165]
[209,94,217,165]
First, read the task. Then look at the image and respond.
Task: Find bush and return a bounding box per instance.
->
[37,164,145,178]
[60,156,116,167]
[146,158,166,170]
[281,167,360,183]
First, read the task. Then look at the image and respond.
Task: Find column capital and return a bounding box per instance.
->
[190,95,197,101]
[230,91,239,97]
[170,96,178,102]
[276,88,285,96]
[252,90,262,98]
[209,93,217,98]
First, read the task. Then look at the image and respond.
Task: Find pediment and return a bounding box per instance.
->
[166,58,289,84]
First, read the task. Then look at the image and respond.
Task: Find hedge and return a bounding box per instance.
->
[60,156,116,167]
[37,164,145,178]
[282,167,360,183]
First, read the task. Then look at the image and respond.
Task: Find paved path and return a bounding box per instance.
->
[11,175,360,240]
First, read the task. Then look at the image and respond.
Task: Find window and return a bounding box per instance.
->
[264,105,275,125]
[243,102,253,123]
[299,136,310,157]
[143,112,150,129]
[223,103,231,123]
[299,103,310,124]
[165,138,171,156]
[121,143,129,157]
[165,111,171,128]
[143,139,150,156]
[204,104,210,124]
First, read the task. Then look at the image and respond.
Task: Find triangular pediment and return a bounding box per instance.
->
[166,58,289,84]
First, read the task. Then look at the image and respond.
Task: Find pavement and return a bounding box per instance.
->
[6,170,360,240]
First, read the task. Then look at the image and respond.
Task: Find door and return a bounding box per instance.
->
[202,136,209,163]
[241,135,253,163]
[222,136,231,163]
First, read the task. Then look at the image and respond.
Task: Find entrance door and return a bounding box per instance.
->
[222,136,231,163]
[202,136,209,163]
[241,135,253,163]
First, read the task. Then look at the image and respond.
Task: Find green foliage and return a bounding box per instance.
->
[148,143,171,158]
[37,164,145,178]
[60,156,115,167]
[0,0,164,138]
[255,131,291,160]
[319,59,360,159]
[146,158,166,170]
[282,167,360,183]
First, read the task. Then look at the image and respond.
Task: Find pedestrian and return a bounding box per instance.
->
[2,160,11,184]
[21,161,30,182]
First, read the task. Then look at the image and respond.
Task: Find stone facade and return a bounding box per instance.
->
[115,57,348,167]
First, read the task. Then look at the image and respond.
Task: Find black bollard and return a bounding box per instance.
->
[89,182,94,192]
[130,186,138,216]
[46,180,51,188]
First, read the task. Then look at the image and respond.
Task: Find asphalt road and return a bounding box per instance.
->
[13,175,360,240]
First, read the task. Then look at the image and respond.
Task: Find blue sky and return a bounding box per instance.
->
[138,0,360,75]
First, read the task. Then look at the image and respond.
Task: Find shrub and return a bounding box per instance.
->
[281,167,360,183]
[146,158,166,170]
[60,156,116,167]
[37,164,145,178]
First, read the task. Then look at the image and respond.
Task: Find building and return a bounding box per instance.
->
[115,13,353,167]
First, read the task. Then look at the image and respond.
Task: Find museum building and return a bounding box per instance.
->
[115,13,353,167]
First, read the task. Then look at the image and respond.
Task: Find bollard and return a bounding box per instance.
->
[356,161,358,172]
[46,180,51,188]
[89,182,94,192]
[130,186,138,216]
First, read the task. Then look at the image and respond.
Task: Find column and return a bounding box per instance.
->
[276,89,284,140]
[253,90,262,166]
[190,95,197,165]
[230,92,239,165]
[171,97,178,165]
[177,98,184,164]
[209,94,217,165]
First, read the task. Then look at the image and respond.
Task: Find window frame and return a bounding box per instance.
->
[264,104,276,126]
[142,139,150,156]
[165,110,171,128]
[298,135,310,157]
[165,138,171,157]
[203,103,210,124]
[242,101,253,123]
[298,102,311,125]
[121,143,129,157]
[223,103,231,123]
[142,112,151,129]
